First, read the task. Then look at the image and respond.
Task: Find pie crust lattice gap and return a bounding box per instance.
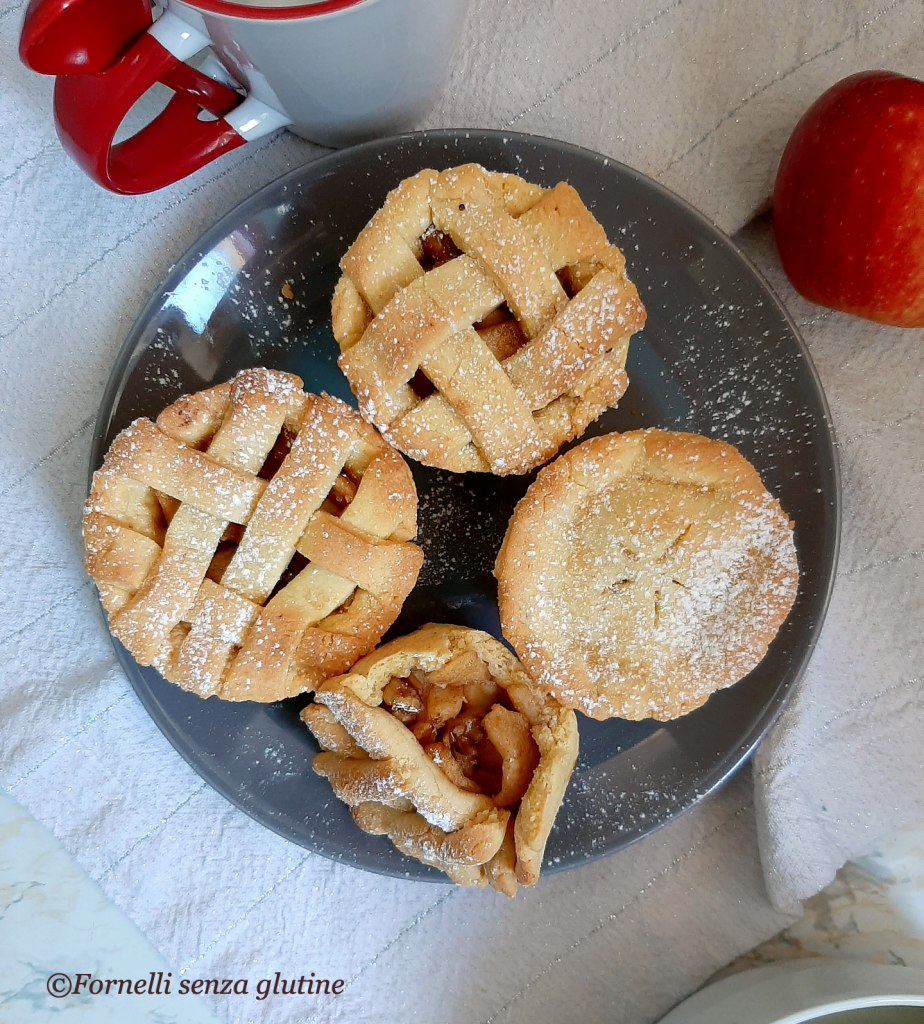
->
[84,369,423,702]
[332,163,648,475]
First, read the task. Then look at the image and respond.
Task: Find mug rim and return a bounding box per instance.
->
[179,0,370,20]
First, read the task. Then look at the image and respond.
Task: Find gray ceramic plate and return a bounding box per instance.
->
[91,130,840,881]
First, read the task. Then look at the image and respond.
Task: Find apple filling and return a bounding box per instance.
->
[414,223,529,365]
[306,623,581,894]
[380,650,540,808]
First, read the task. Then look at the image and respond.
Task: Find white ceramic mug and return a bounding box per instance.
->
[19,0,471,193]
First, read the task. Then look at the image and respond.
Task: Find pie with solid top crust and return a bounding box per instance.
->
[303,623,579,895]
[495,429,799,721]
[331,163,647,475]
[83,368,423,702]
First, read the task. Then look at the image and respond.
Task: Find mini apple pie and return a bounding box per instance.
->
[495,429,799,721]
[332,163,646,475]
[83,369,423,701]
[302,623,579,895]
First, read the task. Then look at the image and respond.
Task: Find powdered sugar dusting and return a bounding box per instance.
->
[503,432,800,721]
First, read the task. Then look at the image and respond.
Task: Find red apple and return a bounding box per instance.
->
[773,70,924,327]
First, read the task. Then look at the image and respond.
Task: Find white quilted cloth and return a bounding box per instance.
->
[2,0,923,1020]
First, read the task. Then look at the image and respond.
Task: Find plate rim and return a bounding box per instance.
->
[89,127,842,880]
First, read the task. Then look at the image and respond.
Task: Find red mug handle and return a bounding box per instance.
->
[20,2,290,194]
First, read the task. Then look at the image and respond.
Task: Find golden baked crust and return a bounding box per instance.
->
[495,429,799,721]
[83,368,423,701]
[331,164,646,475]
[302,623,579,895]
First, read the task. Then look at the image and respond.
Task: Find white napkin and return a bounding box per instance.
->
[427,0,924,236]
[740,218,924,912]
[2,0,922,1020]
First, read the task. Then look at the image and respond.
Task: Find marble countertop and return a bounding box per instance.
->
[721,821,924,976]
[0,792,219,1024]
[4,787,923,1024]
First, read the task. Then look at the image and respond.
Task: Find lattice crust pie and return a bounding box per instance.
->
[495,430,799,721]
[331,164,647,475]
[302,623,579,895]
[83,369,423,702]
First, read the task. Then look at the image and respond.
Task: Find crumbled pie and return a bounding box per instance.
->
[495,429,800,721]
[302,623,579,895]
[331,163,646,475]
[83,369,423,701]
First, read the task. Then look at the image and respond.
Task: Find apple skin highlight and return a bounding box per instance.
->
[773,70,924,328]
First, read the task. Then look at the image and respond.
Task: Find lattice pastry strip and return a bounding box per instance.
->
[92,371,296,663]
[84,369,423,702]
[302,623,579,896]
[333,164,647,475]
